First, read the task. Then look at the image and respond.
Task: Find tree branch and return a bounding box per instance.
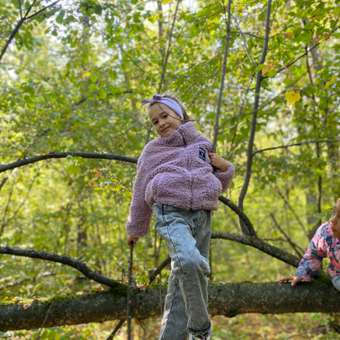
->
[148,227,299,283]
[0,177,8,191]
[25,0,60,21]
[212,0,232,151]
[212,231,299,267]
[265,26,339,80]
[270,213,304,258]
[253,139,340,156]
[274,186,309,237]
[219,196,255,233]
[148,257,171,284]
[237,0,272,235]
[0,0,60,63]
[158,0,181,92]
[0,152,138,173]
[0,246,126,291]
[106,319,125,340]
[0,17,25,62]
[1,282,339,331]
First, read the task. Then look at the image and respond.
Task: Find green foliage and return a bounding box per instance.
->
[0,0,339,337]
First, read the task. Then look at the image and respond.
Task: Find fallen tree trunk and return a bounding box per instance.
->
[1,281,339,331]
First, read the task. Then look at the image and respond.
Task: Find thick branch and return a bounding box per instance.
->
[219,196,255,233]
[212,232,299,267]
[1,282,339,331]
[238,0,272,234]
[0,152,138,173]
[0,246,125,291]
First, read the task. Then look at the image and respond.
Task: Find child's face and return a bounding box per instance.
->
[330,200,340,239]
[148,103,182,137]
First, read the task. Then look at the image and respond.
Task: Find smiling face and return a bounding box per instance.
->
[330,199,340,239]
[148,103,182,137]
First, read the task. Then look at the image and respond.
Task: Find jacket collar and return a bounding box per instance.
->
[154,121,199,146]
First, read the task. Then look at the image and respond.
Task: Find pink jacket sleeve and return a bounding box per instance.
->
[296,225,327,280]
[126,155,152,238]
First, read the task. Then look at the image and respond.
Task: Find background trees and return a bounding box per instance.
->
[0,0,339,338]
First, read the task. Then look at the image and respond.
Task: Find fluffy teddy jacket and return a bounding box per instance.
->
[126,121,235,237]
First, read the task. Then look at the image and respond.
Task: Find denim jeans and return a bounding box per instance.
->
[332,276,340,291]
[153,204,212,340]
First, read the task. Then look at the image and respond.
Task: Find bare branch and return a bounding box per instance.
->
[274,187,309,237]
[148,257,171,284]
[106,320,125,340]
[219,196,255,235]
[0,152,138,173]
[0,177,8,191]
[0,17,25,62]
[0,0,61,63]
[158,0,181,92]
[212,0,232,151]
[212,231,299,267]
[25,0,61,21]
[238,0,272,234]
[0,246,126,290]
[270,213,304,258]
[231,13,256,66]
[253,138,340,156]
[23,0,38,18]
[18,0,23,19]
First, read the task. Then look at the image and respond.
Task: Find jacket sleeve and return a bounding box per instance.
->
[295,225,327,280]
[214,161,235,192]
[204,138,235,192]
[126,153,152,238]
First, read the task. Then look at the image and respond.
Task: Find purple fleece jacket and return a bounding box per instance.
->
[126,122,235,238]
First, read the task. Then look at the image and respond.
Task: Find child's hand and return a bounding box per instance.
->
[208,152,230,172]
[127,235,139,245]
[279,275,311,287]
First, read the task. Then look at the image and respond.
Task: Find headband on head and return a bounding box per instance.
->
[142,95,184,120]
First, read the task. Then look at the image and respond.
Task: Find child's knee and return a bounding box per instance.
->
[181,254,210,276]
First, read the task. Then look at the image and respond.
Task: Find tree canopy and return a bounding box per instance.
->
[0,0,339,338]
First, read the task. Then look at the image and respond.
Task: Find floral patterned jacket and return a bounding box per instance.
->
[296,222,340,279]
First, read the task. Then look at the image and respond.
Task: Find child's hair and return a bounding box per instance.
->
[148,94,192,122]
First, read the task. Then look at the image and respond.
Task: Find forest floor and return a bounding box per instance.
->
[3,313,340,339]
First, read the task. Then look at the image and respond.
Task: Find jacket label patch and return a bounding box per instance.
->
[199,147,207,161]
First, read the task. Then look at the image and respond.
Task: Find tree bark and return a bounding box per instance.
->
[1,282,339,331]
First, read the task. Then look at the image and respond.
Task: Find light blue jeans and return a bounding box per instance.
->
[332,276,340,291]
[153,204,212,340]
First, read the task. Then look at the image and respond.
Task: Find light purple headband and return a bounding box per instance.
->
[142,95,184,119]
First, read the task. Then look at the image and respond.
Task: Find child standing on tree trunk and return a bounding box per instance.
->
[280,198,340,291]
[126,94,235,340]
